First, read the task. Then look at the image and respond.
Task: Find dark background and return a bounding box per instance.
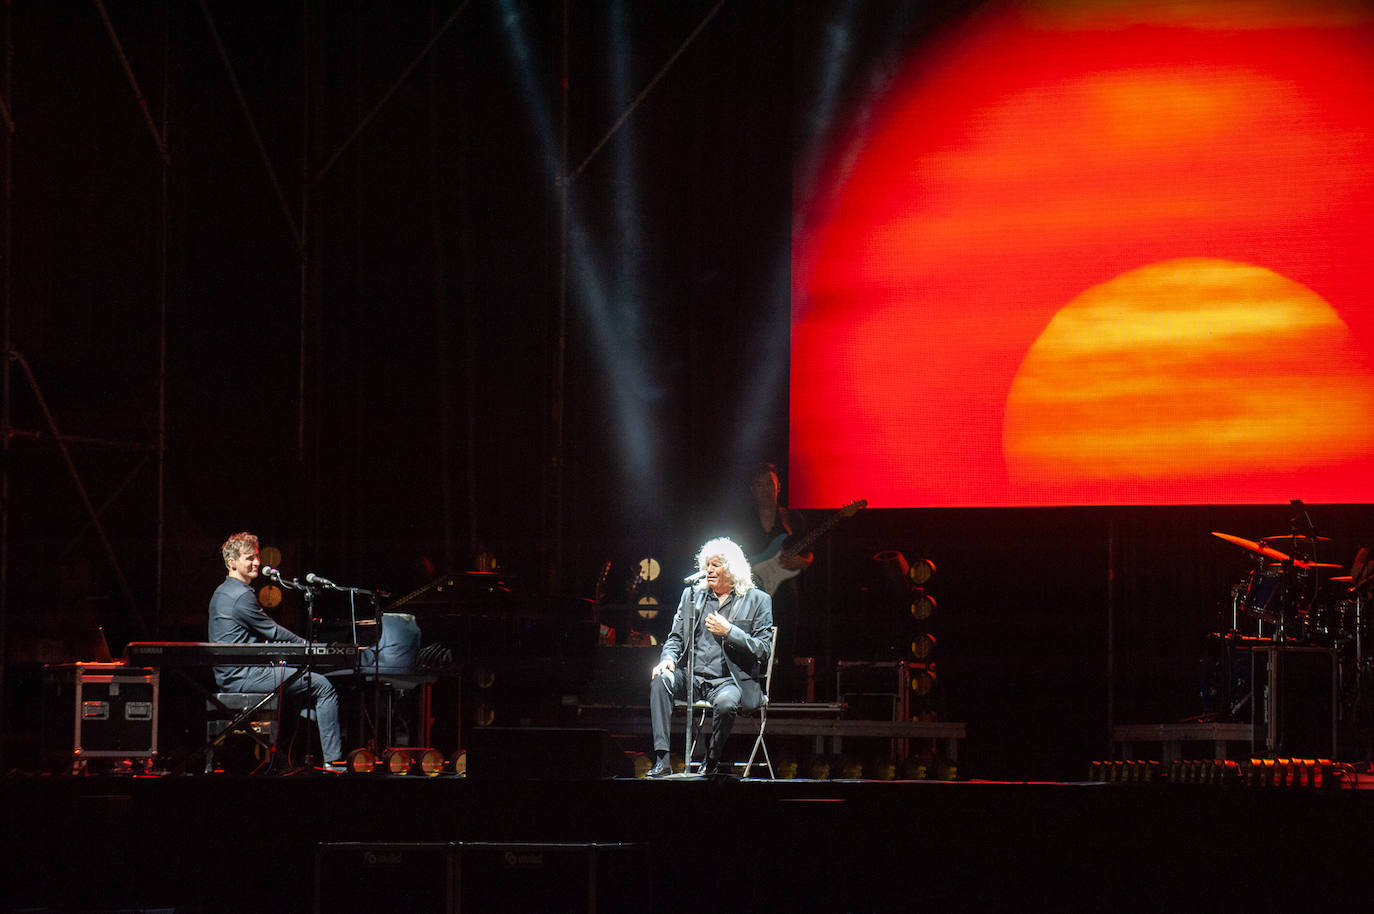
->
[2,1,1367,780]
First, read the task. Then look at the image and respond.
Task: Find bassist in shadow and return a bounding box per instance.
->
[740,462,812,701]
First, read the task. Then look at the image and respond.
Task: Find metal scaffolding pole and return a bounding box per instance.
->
[0,0,13,766]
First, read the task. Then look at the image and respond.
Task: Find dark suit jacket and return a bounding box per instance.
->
[661,586,774,709]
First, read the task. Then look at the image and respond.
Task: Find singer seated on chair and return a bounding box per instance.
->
[647,537,773,777]
[209,531,344,770]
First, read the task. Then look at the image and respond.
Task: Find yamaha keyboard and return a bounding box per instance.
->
[124,641,360,668]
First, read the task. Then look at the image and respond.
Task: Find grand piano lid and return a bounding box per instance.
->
[386,571,513,611]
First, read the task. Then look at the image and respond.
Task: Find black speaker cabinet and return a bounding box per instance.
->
[455,842,648,914]
[314,842,455,914]
[315,842,649,914]
[1252,645,1336,758]
[465,727,631,779]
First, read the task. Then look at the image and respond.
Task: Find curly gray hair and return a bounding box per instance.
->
[695,536,755,595]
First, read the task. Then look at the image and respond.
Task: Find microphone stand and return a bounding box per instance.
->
[301,581,321,770]
[1289,500,1321,633]
[310,578,391,757]
[683,584,701,772]
[262,567,310,772]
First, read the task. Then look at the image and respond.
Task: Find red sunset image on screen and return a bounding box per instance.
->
[790,0,1374,507]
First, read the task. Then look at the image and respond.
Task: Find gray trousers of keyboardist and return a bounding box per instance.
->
[220,665,342,763]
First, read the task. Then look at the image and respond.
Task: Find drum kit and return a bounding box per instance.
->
[1209,531,1374,739]
[1213,531,1366,650]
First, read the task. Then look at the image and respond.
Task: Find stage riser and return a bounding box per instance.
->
[5,777,1374,913]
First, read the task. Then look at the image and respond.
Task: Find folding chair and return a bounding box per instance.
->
[677,626,777,778]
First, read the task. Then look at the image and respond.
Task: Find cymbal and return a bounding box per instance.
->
[1211,532,1339,570]
[1260,534,1332,546]
[1212,532,1293,563]
[1331,576,1353,583]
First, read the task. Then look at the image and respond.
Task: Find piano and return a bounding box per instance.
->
[125,641,360,668]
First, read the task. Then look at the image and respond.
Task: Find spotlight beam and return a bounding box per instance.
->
[499,1,658,484]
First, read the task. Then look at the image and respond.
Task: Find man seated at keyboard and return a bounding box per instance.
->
[209,531,344,770]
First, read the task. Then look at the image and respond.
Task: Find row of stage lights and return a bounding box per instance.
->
[342,747,454,777]
[637,752,958,781]
[334,747,961,780]
[1089,758,1352,789]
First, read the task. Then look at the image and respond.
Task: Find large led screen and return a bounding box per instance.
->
[791,1,1374,507]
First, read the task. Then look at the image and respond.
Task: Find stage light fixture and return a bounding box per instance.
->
[384,747,445,777]
[874,550,910,585]
[450,749,467,777]
[631,557,663,620]
[910,633,937,660]
[636,595,660,620]
[839,755,864,779]
[909,558,935,586]
[910,592,936,621]
[898,756,928,780]
[910,667,937,696]
[345,747,377,774]
[869,757,897,780]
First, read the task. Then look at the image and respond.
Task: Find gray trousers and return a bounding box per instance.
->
[650,670,742,762]
[221,666,343,763]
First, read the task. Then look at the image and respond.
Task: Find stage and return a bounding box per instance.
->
[6,767,1374,913]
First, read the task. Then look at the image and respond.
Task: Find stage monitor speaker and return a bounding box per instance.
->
[456,842,648,913]
[465,727,632,779]
[314,842,454,914]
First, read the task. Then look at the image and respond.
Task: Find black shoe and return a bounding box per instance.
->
[647,757,672,778]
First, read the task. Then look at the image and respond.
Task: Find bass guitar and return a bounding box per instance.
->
[751,499,866,595]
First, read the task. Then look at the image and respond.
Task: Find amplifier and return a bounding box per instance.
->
[836,660,908,721]
[42,662,158,769]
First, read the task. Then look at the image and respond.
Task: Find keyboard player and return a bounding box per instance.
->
[209,531,344,770]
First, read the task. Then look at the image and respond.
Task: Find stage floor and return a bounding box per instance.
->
[6,770,1374,914]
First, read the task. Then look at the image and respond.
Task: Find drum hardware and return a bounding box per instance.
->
[1255,534,1332,558]
[1212,532,1345,642]
[1210,533,1374,757]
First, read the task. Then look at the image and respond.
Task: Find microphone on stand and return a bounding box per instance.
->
[683,569,708,585]
[306,572,338,589]
[261,565,282,580]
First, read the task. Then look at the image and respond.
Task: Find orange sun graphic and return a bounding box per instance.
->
[1004,258,1374,501]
